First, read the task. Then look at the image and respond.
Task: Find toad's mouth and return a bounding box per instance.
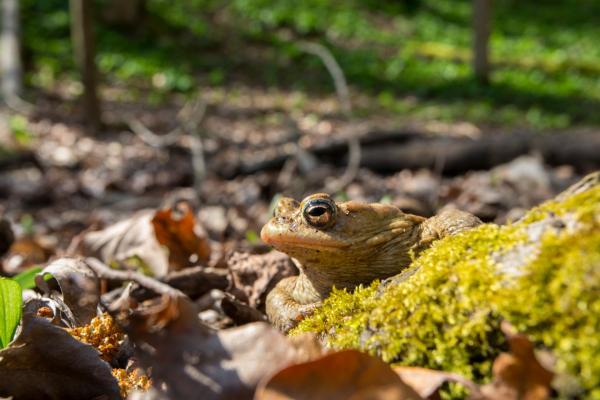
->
[260,225,350,250]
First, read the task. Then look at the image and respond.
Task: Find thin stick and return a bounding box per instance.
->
[297,41,352,115]
[127,118,183,147]
[126,95,208,197]
[85,257,183,297]
[298,41,361,193]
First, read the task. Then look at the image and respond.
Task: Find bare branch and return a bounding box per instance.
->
[126,95,207,148]
[297,41,352,115]
[85,257,183,297]
[298,41,361,193]
[127,118,184,147]
[126,95,208,196]
[180,97,208,194]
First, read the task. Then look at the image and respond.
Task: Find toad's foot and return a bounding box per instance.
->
[266,276,319,333]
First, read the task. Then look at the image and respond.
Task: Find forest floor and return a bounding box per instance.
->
[0,82,594,271]
[1,1,599,398]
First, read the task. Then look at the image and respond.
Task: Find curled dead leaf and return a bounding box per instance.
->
[80,210,170,276]
[0,312,120,400]
[151,201,211,270]
[35,257,100,326]
[114,293,319,400]
[393,366,483,399]
[80,202,211,277]
[482,322,553,400]
[255,349,423,400]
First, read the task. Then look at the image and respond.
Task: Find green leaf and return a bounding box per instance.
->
[12,266,43,290]
[0,278,22,348]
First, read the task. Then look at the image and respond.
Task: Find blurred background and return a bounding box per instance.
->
[0,0,599,268]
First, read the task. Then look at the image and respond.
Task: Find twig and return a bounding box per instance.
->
[127,118,183,147]
[221,293,267,324]
[297,41,352,114]
[126,95,208,196]
[126,95,206,148]
[179,96,208,195]
[298,41,361,193]
[179,96,207,133]
[159,266,229,299]
[85,257,183,297]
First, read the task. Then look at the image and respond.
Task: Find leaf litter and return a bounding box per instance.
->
[0,95,593,399]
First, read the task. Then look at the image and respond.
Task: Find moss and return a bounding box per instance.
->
[501,225,600,397]
[293,185,600,396]
[67,313,125,362]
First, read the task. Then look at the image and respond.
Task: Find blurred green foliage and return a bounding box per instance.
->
[21,0,600,129]
[12,266,42,290]
[8,115,33,145]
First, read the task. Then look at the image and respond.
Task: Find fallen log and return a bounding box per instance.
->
[220,131,600,177]
[357,132,600,173]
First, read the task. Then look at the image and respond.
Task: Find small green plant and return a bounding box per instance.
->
[9,115,33,146]
[12,266,43,290]
[19,214,35,236]
[0,277,22,348]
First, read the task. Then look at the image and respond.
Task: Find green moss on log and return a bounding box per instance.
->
[293,185,600,397]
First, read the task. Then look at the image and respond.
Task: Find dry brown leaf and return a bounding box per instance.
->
[393,366,483,399]
[0,311,120,400]
[255,349,423,400]
[228,251,298,310]
[151,201,211,270]
[115,293,319,400]
[3,236,52,274]
[80,210,170,276]
[35,257,100,325]
[481,322,553,400]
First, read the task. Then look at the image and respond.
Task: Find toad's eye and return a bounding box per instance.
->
[302,198,336,229]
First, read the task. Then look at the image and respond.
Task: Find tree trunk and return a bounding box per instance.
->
[70,0,101,132]
[103,0,144,25]
[472,0,492,84]
[1,0,22,99]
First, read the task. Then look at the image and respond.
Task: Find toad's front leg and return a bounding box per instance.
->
[266,276,319,333]
[418,209,482,249]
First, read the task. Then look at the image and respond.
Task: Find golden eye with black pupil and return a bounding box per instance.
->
[302,198,336,229]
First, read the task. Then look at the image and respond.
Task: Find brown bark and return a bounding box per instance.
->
[225,131,600,177]
[1,0,22,98]
[102,0,144,25]
[70,0,101,132]
[473,0,492,83]
[354,133,600,174]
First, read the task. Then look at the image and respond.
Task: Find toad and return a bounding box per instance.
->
[261,193,482,332]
